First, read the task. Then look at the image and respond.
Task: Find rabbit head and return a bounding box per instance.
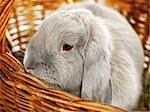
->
[24,9,112,102]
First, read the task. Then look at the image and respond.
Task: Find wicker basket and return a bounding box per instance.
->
[0,0,149,111]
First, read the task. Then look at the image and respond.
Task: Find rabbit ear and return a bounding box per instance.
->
[80,16,113,104]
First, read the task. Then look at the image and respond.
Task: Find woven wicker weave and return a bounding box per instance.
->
[0,0,149,111]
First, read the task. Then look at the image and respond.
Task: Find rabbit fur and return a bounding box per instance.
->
[24,2,144,110]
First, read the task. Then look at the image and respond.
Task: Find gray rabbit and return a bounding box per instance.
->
[24,2,144,110]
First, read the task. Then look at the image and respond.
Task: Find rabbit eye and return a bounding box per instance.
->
[63,44,73,51]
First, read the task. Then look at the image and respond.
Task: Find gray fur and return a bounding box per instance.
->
[24,2,144,110]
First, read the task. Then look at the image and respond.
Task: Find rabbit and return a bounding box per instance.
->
[23,2,144,110]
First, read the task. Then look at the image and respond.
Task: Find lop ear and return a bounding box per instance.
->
[80,17,113,103]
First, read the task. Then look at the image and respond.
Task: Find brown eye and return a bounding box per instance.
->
[63,44,73,51]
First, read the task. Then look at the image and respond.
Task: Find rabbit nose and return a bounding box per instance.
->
[25,66,35,70]
[25,68,32,74]
[24,62,36,72]
[24,57,37,71]
[24,61,37,74]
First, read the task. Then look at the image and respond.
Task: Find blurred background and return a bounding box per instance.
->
[4,0,149,111]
